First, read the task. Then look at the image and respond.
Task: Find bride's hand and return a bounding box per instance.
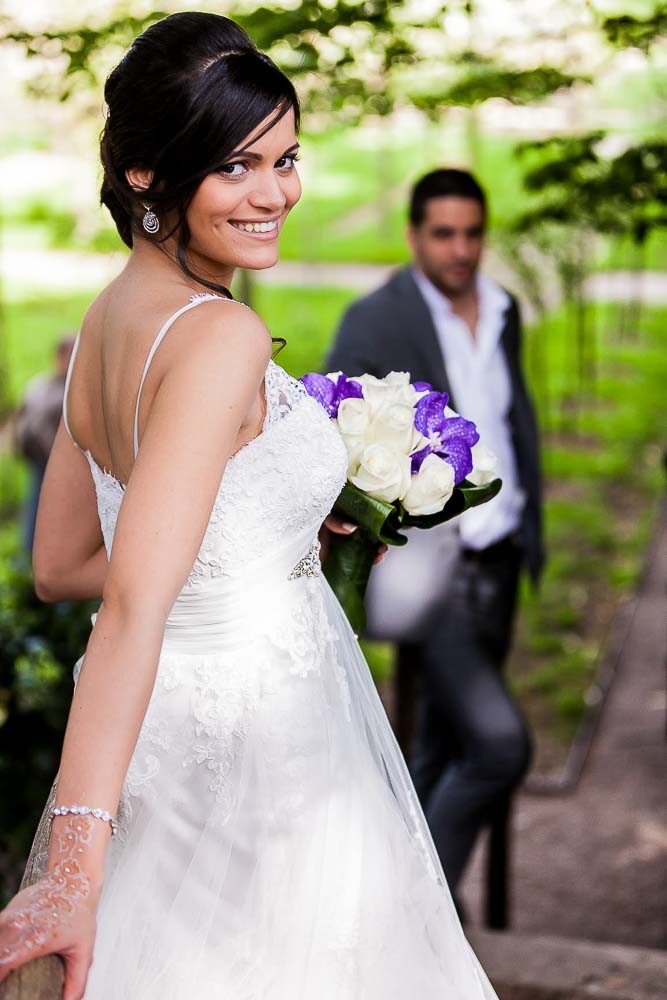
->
[319,515,388,565]
[0,815,104,1000]
[0,876,98,1000]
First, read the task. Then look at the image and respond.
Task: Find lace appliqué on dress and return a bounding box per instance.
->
[86,457,125,556]
[120,649,260,826]
[263,356,309,425]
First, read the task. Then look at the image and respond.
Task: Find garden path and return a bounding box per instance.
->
[462,499,667,950]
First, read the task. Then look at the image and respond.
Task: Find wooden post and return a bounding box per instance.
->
[485,794,512,930]
[394,643,420,757]
[0,956,64,1000]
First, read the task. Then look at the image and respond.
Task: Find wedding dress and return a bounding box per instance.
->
[24,294,498,998]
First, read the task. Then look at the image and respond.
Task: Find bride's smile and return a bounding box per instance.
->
[186,109,301,278]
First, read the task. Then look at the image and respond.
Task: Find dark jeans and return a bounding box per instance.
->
[410,536,532,895]
[22,462,46,554]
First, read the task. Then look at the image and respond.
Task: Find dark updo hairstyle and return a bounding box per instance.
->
[100,12,300,298]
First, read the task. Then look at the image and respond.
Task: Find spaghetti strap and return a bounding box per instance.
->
[133,293,225,457]
[62,330,82,447]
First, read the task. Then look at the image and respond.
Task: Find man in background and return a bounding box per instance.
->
[326,169,543,912]
[15,334,75,552]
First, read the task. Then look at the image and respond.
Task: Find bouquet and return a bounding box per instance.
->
[301,370,502,635]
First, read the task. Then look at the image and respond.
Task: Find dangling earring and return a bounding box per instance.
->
[142,203,160,234]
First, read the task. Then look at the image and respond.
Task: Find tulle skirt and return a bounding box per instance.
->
[26,573,497,999]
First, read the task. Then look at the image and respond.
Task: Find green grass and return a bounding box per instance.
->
[597,231,667,272]
[252,284,358,374]
[2,292,92,406]
[510,302,667,746]
[0,453,28,521]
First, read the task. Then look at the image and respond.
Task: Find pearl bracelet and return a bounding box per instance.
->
[50,804,118,838]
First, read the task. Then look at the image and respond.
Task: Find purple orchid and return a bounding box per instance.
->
[300,372,363,419]
[411,391,479,483]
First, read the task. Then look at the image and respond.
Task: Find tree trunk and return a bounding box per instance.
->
[375,118,394,241]
[586,299,597,394]
[0,217,11,420]
[465,104,482,171]
[626,239,646,340]
[575,234,590,400]
[576,288,587,393]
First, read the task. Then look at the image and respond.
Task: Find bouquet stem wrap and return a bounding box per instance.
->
[323,528,378,639]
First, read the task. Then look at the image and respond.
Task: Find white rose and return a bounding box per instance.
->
[356,372,416,413]
[368,402,421,456]
[336,397,373,437]
[336,399,374,476]
[402,453,455,516]
[340,434,366,478]
[349,443,412,503]
[378,371,412,387]
[468,443,498,486]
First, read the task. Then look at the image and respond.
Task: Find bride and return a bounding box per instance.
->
[0,12,498,999]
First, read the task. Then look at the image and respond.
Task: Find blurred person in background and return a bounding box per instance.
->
[15,335,76,553]
[327,168,544,914]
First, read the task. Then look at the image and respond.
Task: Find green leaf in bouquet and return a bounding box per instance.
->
[401,477,503,529]
[322,526,378,637]
[332,481,408,546]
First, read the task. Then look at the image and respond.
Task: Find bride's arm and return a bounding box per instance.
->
[0,303,272,998]
[33,423,109,602]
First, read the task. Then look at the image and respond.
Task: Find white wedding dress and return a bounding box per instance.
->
[25,294,498,998]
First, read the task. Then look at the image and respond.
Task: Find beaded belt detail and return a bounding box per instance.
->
[288,539,321,580]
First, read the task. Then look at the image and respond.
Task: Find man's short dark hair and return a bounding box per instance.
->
[409,169,486,227]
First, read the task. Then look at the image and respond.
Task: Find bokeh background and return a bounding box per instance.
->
[0,0,665,962]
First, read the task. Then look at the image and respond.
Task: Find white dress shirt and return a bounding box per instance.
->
[412,268,525,550]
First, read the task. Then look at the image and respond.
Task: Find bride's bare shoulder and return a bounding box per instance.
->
[78,282,116,333]
[171,297,272,370]
[80,282,271,366]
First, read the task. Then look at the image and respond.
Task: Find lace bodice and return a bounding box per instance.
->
[89,357,347,586]
[63,294,348,594]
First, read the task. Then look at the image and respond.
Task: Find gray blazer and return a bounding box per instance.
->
[326,267,544,582]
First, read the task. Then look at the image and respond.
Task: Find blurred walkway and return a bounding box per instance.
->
[463,499,667,950]
[585,270,667,306]
[3,247,667,314]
